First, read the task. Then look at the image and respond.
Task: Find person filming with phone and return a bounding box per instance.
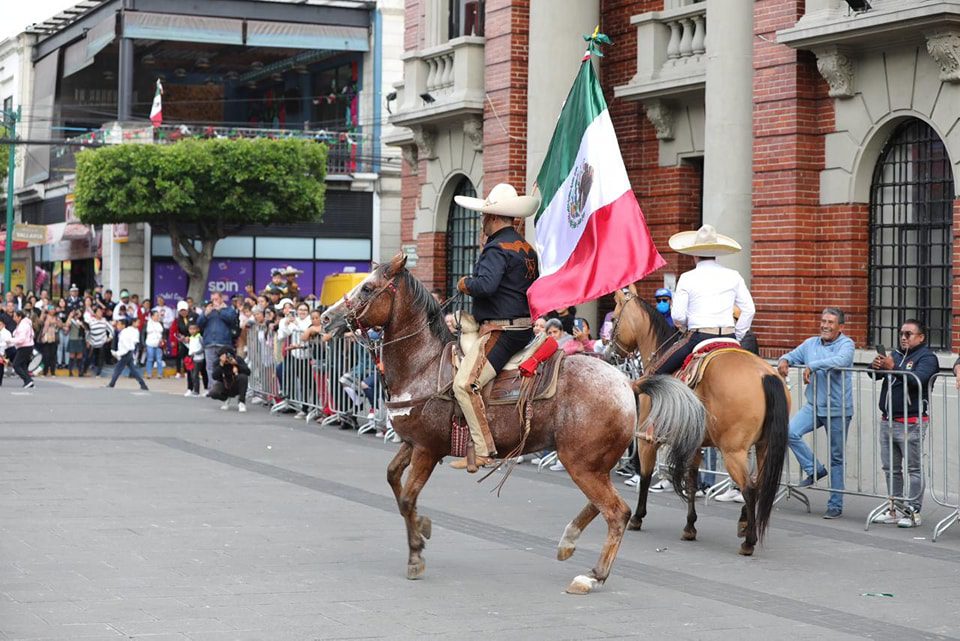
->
[868,319,938,528]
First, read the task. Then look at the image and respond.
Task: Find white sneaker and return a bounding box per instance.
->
[220,402,230,411]
[238,402,246,413]
[649,479,673,493]
[549,461,566,472]
[695,489,707,498]
[183,390,193,397]
[530,457,543,465]
[897,511,921,528]
[294,411,307,419]
[624,474,640,487]
[871,510,900,525]
[715,487,745,503]
[175,372,182,379]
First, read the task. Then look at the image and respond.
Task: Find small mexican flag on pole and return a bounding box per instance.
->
[526,28,665,320]
[149,78,163,126]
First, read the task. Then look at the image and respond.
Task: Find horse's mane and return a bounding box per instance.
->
[387,266,454,343]
[635,297,676,348]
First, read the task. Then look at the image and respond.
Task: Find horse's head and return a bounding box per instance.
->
[321,253,407,335]
[605,285,641,362]
[605,282,677,367]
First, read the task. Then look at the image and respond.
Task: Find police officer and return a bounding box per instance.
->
[449,183,540,472]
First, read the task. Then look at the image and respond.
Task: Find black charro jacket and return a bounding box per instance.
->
[463,226,538,324]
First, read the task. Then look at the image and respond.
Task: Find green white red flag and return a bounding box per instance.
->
[527,50,665,320]
[149,79,163,127]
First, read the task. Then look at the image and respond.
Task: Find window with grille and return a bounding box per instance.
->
[869,119,954,351]
[446,177,480,312]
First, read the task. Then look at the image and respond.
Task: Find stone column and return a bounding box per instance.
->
[526,0,600,324]
[702,0,754,280]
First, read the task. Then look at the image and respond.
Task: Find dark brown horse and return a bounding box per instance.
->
[607,283,789,555]
[320,255,706,593]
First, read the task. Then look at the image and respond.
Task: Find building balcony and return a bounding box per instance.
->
[389,36,486,130]
[778,1,960,97]
[613,1,707,105]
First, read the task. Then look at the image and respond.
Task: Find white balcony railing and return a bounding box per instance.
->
[614,1,707,103]
[389,36,485,129]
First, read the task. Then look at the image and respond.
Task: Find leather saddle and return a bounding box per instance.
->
[439,312,564,406]
[675,338,743,389]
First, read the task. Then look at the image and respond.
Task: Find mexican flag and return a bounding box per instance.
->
[149,79,163,127]
[527,53,665,320]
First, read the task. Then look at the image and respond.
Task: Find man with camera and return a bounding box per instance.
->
[198,291,238,392]
[210,346,250,412]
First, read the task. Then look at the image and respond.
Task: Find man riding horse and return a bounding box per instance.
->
[655,224,756,375]
[448,183,540,472]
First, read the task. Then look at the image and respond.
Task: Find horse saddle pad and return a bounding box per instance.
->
[437,334,565,406]
[676,339,742,389]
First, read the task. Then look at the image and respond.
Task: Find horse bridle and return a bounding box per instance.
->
[608,290,640,360]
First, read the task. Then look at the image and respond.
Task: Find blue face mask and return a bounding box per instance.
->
[656,301,670,314]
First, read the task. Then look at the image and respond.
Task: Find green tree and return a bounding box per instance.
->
[75,138,327,300]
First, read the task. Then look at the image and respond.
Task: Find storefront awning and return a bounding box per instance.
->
[62,13,117,77]
[246,21,368,51]
[123,11,244,45]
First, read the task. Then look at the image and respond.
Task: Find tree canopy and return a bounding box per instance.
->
[74,137,328,299]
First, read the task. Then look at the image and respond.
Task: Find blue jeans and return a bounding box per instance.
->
[107,352,148,390]
[788,404,851,511]
[57,332,70,366]
[145,346,164,377]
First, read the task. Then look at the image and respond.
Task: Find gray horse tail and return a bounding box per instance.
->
[633,375,707,495]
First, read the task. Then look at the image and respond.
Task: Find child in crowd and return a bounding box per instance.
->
[184,323,204,397]
[144,309,165,379]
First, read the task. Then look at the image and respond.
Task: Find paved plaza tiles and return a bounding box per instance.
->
[2,377,959,640]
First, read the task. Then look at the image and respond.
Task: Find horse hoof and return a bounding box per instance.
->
[406,559,426,580]
[681,529,697,541]
[738,544,754,557]
[418,516,432,540]
[557,545,575,562]
[566,574,598,595]
[627,517,643,531]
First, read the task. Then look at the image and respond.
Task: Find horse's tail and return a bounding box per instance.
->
[633,376,706,496]
[755,373,789,542]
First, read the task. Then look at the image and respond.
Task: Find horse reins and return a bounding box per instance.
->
[609,291,682,370]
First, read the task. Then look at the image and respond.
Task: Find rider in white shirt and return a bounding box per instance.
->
[657,224,755,374]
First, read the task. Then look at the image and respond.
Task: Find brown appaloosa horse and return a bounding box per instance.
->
[607,284,790,555]
[320,255,706,594]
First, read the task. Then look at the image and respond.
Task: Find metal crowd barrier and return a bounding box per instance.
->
[780,365,932,531]
[245,325,394,442]
[927,373,959,541]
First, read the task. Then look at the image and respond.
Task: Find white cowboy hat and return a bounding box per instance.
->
[668,224,742,257]
[453,183,540,219]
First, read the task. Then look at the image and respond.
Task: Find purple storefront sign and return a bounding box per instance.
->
[153,259,370,302]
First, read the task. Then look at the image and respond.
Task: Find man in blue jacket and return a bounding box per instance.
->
[778,307,854,519]
[868,319,939,528]
[197,291,238,392]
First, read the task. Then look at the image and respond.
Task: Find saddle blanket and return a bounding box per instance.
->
[676,338,742,389]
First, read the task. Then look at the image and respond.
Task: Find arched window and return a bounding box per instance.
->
[446,177,480,311]
[869,119,954,351]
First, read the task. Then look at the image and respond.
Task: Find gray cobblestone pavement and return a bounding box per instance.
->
[2,376,960,640]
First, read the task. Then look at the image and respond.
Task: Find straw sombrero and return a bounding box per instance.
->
[668,224,742,257]
[454,183,540,219]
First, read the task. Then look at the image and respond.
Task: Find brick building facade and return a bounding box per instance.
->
[390,0,960,359]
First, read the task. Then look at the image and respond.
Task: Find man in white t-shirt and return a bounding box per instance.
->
[106,317,149,390]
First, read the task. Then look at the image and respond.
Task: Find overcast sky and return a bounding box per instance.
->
[3,1,80,41]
